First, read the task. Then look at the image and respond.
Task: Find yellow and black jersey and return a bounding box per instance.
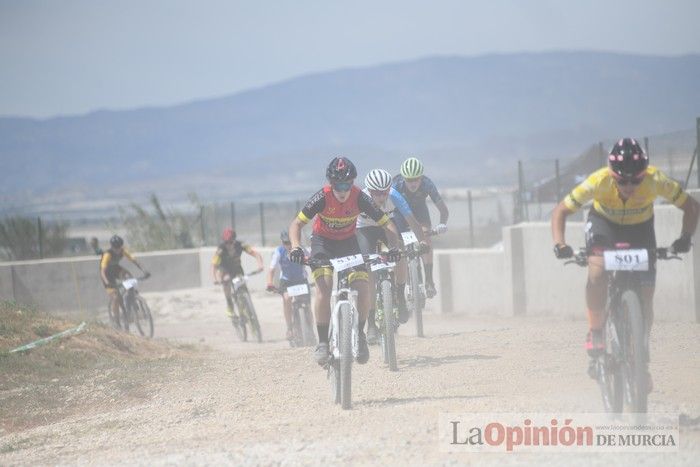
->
[212,240,252,273]
[564,166,687,225]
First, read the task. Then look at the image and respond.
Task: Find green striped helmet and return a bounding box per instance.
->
[400,157,424,178]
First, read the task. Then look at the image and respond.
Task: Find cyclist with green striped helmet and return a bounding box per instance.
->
[393,157,449,298]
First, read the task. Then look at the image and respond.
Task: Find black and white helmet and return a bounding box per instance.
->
[364,169,393,191]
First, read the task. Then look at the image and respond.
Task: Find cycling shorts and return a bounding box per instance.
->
[309,234,368,282]
[279,277,308,292]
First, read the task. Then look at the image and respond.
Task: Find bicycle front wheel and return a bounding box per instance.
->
[133,295,154,338]
[338,302,353,410]
[621,290,648,415]
[409,260,424,337]
[232,295,248,342]
[381,279,397,371]
[242,292,262,343]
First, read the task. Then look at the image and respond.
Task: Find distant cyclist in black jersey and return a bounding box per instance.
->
[212,228,264,321]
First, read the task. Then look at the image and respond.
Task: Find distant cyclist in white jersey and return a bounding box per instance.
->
[357,168,427,344]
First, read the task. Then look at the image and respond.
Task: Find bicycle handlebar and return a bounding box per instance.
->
[301,246,428,269]
[563,246,683,267]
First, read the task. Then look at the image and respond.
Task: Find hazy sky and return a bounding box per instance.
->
[2,0,699,118]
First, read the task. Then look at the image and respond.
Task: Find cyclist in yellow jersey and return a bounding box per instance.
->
[551,138,699,385]
[101,235,149,325]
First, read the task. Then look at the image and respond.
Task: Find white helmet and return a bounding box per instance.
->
[364,169,393,191]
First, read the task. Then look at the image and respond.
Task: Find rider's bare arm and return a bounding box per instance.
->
[405,213,427,243]
[289,217,306,250]
[551,201,575,246]
[211,249,223,284]
[381,219,401,249]
[245,246,264,272]
[435,199,449,225]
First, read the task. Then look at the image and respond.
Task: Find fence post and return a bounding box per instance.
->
[467,190,474,248]
[555,159,562,202]
[598,142,605,167]
[697,117,700,188]
[200,206,206,246]
[295,200,301,214]
[644,136,649,158]
[259,202,266,246]
[37,217,44,259]
[668,149,674,179]
[230,202,236,230]
[514,160,524,224]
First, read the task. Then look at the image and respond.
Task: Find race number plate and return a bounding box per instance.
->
[286,283,309,297]
[122,278,138,290]
[603,249,649,271]
[401,231,418,245]
[329,254,365,272]
[370,261,396,272]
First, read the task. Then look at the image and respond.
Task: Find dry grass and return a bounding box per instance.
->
[0,300,201,434]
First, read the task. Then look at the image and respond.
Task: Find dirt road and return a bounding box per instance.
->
[2,287,699,465]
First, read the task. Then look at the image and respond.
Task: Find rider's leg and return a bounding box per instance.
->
[223,281,235,317]
[586,254,608,354]
[421,226,437,297]
[313,269,334,343]
[282,292,294,335]
[107,288,120,324]
[350,272,371,363]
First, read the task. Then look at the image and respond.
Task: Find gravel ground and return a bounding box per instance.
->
[1,286,698,466]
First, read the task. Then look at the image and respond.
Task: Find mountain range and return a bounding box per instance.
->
[1,51,699,211]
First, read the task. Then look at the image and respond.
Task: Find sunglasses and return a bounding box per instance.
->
[332,182,352,192]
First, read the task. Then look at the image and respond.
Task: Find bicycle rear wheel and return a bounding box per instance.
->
[621,290,648,416]
[381,279,398,371]
[133,295,154,338]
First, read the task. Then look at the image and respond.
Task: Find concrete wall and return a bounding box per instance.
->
[434,249,505,316]
[2,206,698,322]
[496,203,699,322]
[0,246,277,313]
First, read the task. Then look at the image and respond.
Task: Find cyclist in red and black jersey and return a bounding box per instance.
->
[288,157,402,365]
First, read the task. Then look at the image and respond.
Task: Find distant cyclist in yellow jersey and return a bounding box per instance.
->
[101,235,149,325]
[551,138,699,383]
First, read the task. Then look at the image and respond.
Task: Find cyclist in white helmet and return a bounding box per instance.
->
[357,168,427,344]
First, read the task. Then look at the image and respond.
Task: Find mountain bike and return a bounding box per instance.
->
[109,273,153,338]
[270,282,316,347]
[306,254,379,410]
[403,228,440,337]
[229,270,263,343]
[371,247,427,371]
[564,244,681,419]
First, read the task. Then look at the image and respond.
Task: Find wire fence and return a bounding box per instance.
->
[3,119,699,260]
